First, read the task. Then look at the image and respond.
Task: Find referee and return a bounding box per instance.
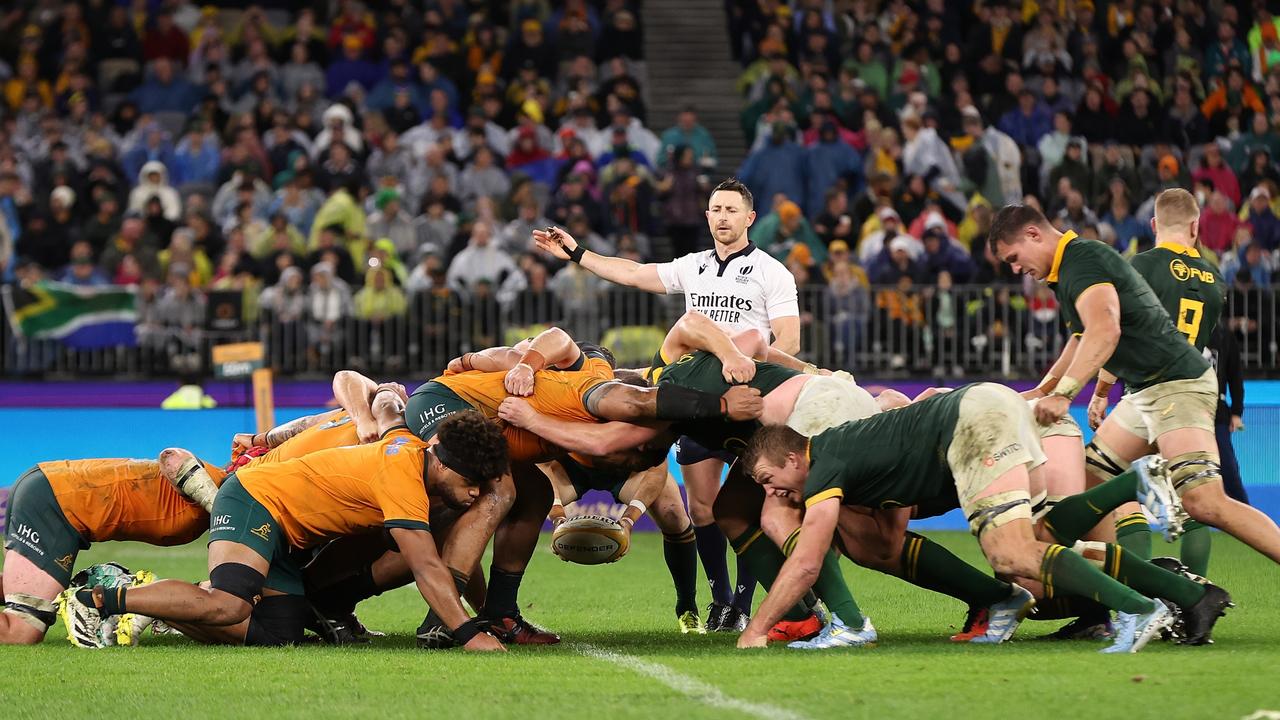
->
[533,178,798,632]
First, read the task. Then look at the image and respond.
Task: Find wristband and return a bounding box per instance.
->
[1049,376,1082,400]
[629,499,648,516]
[1093,379,1114,399]
[565,244,586,263]
[450,617,488,646]
[519,349,548,372]
[1035,373,1059,396]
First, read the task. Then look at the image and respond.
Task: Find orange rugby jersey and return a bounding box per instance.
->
[234,410,361,469]
[40,458,228,544]
[436,356,613,423]
[235,428,432,549]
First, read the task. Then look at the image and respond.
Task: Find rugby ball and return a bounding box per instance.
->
[551,515,630,565]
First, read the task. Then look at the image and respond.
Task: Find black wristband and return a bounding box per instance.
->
[450,616,488,646]
[655,384,725,420]
[565,243,585,263]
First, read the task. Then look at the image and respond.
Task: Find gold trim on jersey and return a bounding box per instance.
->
[805,487,844,508]
[1155,241,1201,258]
[1045,230,1078,283]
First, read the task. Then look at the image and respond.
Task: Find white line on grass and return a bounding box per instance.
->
[569,641,811,720]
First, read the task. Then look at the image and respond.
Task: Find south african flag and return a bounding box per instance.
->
[3,281,138,348]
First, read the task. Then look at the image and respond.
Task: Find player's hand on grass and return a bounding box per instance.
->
[532,226,575,261]
[1034,394,1070,426]
[721,353,757,384]
[736,632,768,649]
[497,397,538,428]
[721,385,764,421]
[505,362,536,396]
[1087,394,1109,430]
[463,632,507,652]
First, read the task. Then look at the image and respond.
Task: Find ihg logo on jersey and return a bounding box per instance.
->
[1170,258,1215,284]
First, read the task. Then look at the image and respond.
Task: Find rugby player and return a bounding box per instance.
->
[990,204,1280,576]
[738,384,1229,653]
[0,453,227,644]
[76,395,509,651]
[533,177,799,631]
[1071,189,1226,577]
[404,326,760,646]
[500,315,1038,647]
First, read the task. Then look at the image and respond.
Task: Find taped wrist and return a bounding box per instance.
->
[1050,376,1082,400]
[1035,372,1059,396]
[77,585,128,616]
[209,562,267,606]
[4,593,57,632]
[655,384,725,420]
[565,244,585,263]
[450,616,489,645]
[1093,379,1114,399]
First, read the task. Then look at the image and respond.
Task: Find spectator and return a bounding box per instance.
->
[739,122,806,213]
[805,122,862,218]
[1229,113,1280,171]
[446,221,518,295]
[510,261,562,327]
[84,195,123,255]
[143,9,190,64]
[127,161,182,222]
[961,106,1022,204]
[500,200,550,256]
[755,199,825,264]
[998,89,1053,147]
[1201,66,1265,132]
[313,103,364,159]
[154,267,206,364]
[1073,82,1117,144]
[826,252,871,369]
[130,58,203,114]
[1048,139,1094,203]
[919,226,975,283]
[1206,21,1253,80]
[1222,239,1273,289]
[660,107,718,169]
[458,146,512,208]
[366,189,416,259]
[901,113,960,192]
[1245,185,1280,252]
[171,122,221,189]
[326,34,384,99]
[1103,194,1149,252]
[1056,189,1100,235]
[869,235,923,285]
[309,182,367,252]
[929,270,963,376]
[281,43,326,106]
[307,262,353,362]
[859,207,921,265]
[58,240,108,286]
[812,187,857,250]
[1200,191,1245,255]
[1193,143,1243,209]
[158,228,213,288]
[307,224,359,286]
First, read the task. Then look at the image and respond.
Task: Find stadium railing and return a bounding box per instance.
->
[2,284,1276,379]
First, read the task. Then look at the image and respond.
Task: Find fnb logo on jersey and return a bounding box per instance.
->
[1169,258,1215,284]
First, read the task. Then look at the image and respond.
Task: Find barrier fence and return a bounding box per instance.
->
[3,283,1278,379]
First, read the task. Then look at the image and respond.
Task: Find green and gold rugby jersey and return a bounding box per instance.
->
[802,387,970,511]
[1046,232,1209,390]
[1129,242,1225,352]
[651,350,802,458]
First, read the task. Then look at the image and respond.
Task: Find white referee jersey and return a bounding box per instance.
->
[655,242,798,338]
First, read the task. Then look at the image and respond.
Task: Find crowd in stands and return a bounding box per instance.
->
[0,0,1276,377]
[727,0,1279,371]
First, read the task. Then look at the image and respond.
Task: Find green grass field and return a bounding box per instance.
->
[3,531,1278,720]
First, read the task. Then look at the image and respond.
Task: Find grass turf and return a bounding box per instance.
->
[3,531,1277,720]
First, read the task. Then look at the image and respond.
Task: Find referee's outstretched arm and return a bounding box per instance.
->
[532,227,667,294]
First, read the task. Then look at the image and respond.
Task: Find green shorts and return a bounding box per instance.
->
[406,381,475,441]
[3,467,87,586]
[208,474,305,596]
[563,457,628,504]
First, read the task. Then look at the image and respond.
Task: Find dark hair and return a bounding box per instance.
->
[575,341,617,369]
[740,425,808,477]
[433,410,509,483]
[613,368,649,387]
[712,177,754,210]
[987,204,1049,255]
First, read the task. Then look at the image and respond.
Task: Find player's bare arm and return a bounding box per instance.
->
[389,527,504,651]
[1035,284,1121,425]
[532,226,667,293]
[372,386,409,435]
[505,327,584,396]
[582,380,764,423]
[1023,334,1080,401]
[1088,369,1120,430]
[738,497,840,648]
[233,411,330,451]
[663,311,759,383]
[498,398,665,455]
[333,370,382,442]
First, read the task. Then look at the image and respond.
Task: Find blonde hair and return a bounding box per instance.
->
[1153,188,1200,234]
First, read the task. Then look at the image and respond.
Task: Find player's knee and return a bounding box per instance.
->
[0,604,51,645]
[687,499,715,527]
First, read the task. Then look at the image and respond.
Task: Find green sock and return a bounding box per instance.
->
[1042,470,1140,544]
[1041,544,1154,615]
[1103,544,1205,608]
[901,532,1010,607]
[1114,512,1152,560]
[1179,521,1212,577]
[781,527,864,625]
[730,526,809,622]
